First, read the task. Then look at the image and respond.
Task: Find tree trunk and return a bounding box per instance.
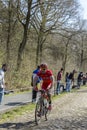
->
[17,26,27,70]
[16,0,32,70]
[6,0,12,64]
[62,39,69,74]
[36,37,40,66]
[80,37,84,70]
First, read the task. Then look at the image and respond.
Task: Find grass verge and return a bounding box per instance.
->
[0,103,35,123]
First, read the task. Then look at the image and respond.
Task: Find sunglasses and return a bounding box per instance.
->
[41,68,46,71]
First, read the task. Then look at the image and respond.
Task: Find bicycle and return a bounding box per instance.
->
[35,89,51,125]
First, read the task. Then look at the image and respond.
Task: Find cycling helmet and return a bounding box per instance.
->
[40,63,48,69]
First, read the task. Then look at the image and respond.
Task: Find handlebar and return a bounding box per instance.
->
[38,89,47,93]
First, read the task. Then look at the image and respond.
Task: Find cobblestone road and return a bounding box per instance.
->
[0,87,87,130]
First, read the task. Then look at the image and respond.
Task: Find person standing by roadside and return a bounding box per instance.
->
[77,72,83,89]
[0,64,7,105]
[65,72,69,91]
[83,73,87,85]
[66,69,76,92]
[86,73,87,85]
[31,66,41,102]
[56,68,63,95]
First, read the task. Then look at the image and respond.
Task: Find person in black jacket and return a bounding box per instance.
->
[65,72,69,91]
[66,70,76,92]
[77,72,83,89]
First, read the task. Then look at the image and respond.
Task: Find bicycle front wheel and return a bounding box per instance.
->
[35,99,43,125]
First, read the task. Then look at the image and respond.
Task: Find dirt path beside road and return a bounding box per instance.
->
[1,87,87,130]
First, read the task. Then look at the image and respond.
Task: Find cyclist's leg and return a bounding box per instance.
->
[47,90,52,110]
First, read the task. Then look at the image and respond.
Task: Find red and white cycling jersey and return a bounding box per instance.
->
[37,69,53,90]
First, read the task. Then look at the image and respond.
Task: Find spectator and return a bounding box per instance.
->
[83,73,87,85]
[56,68,63,95]
[31,66,41,102]
[0,64,7,105]
[66,70,76,92]
[77,72,83,89]
[86,73,87,84]
[65,72,69,91]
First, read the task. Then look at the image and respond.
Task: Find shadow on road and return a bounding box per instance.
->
[5,102,30,106]
[5,102,27,106]
[0,120,36,130]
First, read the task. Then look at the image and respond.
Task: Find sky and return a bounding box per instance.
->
[79,0,87,19]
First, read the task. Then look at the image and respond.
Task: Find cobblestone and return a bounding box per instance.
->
[0,87,87,130]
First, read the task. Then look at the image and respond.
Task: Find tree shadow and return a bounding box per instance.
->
[5,102,27,106]
[0,120,36,129]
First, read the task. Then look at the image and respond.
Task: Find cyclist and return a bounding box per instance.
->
[33,63,54,110]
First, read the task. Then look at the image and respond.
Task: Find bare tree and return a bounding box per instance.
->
[69,19,87,71]
[0,0,18,64]
[31,0,80,65]
[16,0,33,70]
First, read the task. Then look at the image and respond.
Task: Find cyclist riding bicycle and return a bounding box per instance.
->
[33,63,54,110]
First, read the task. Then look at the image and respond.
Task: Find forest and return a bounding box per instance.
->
[0,0,87,90]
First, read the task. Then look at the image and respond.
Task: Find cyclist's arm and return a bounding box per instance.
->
[51,75,54,88]
[47,75,54,90]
